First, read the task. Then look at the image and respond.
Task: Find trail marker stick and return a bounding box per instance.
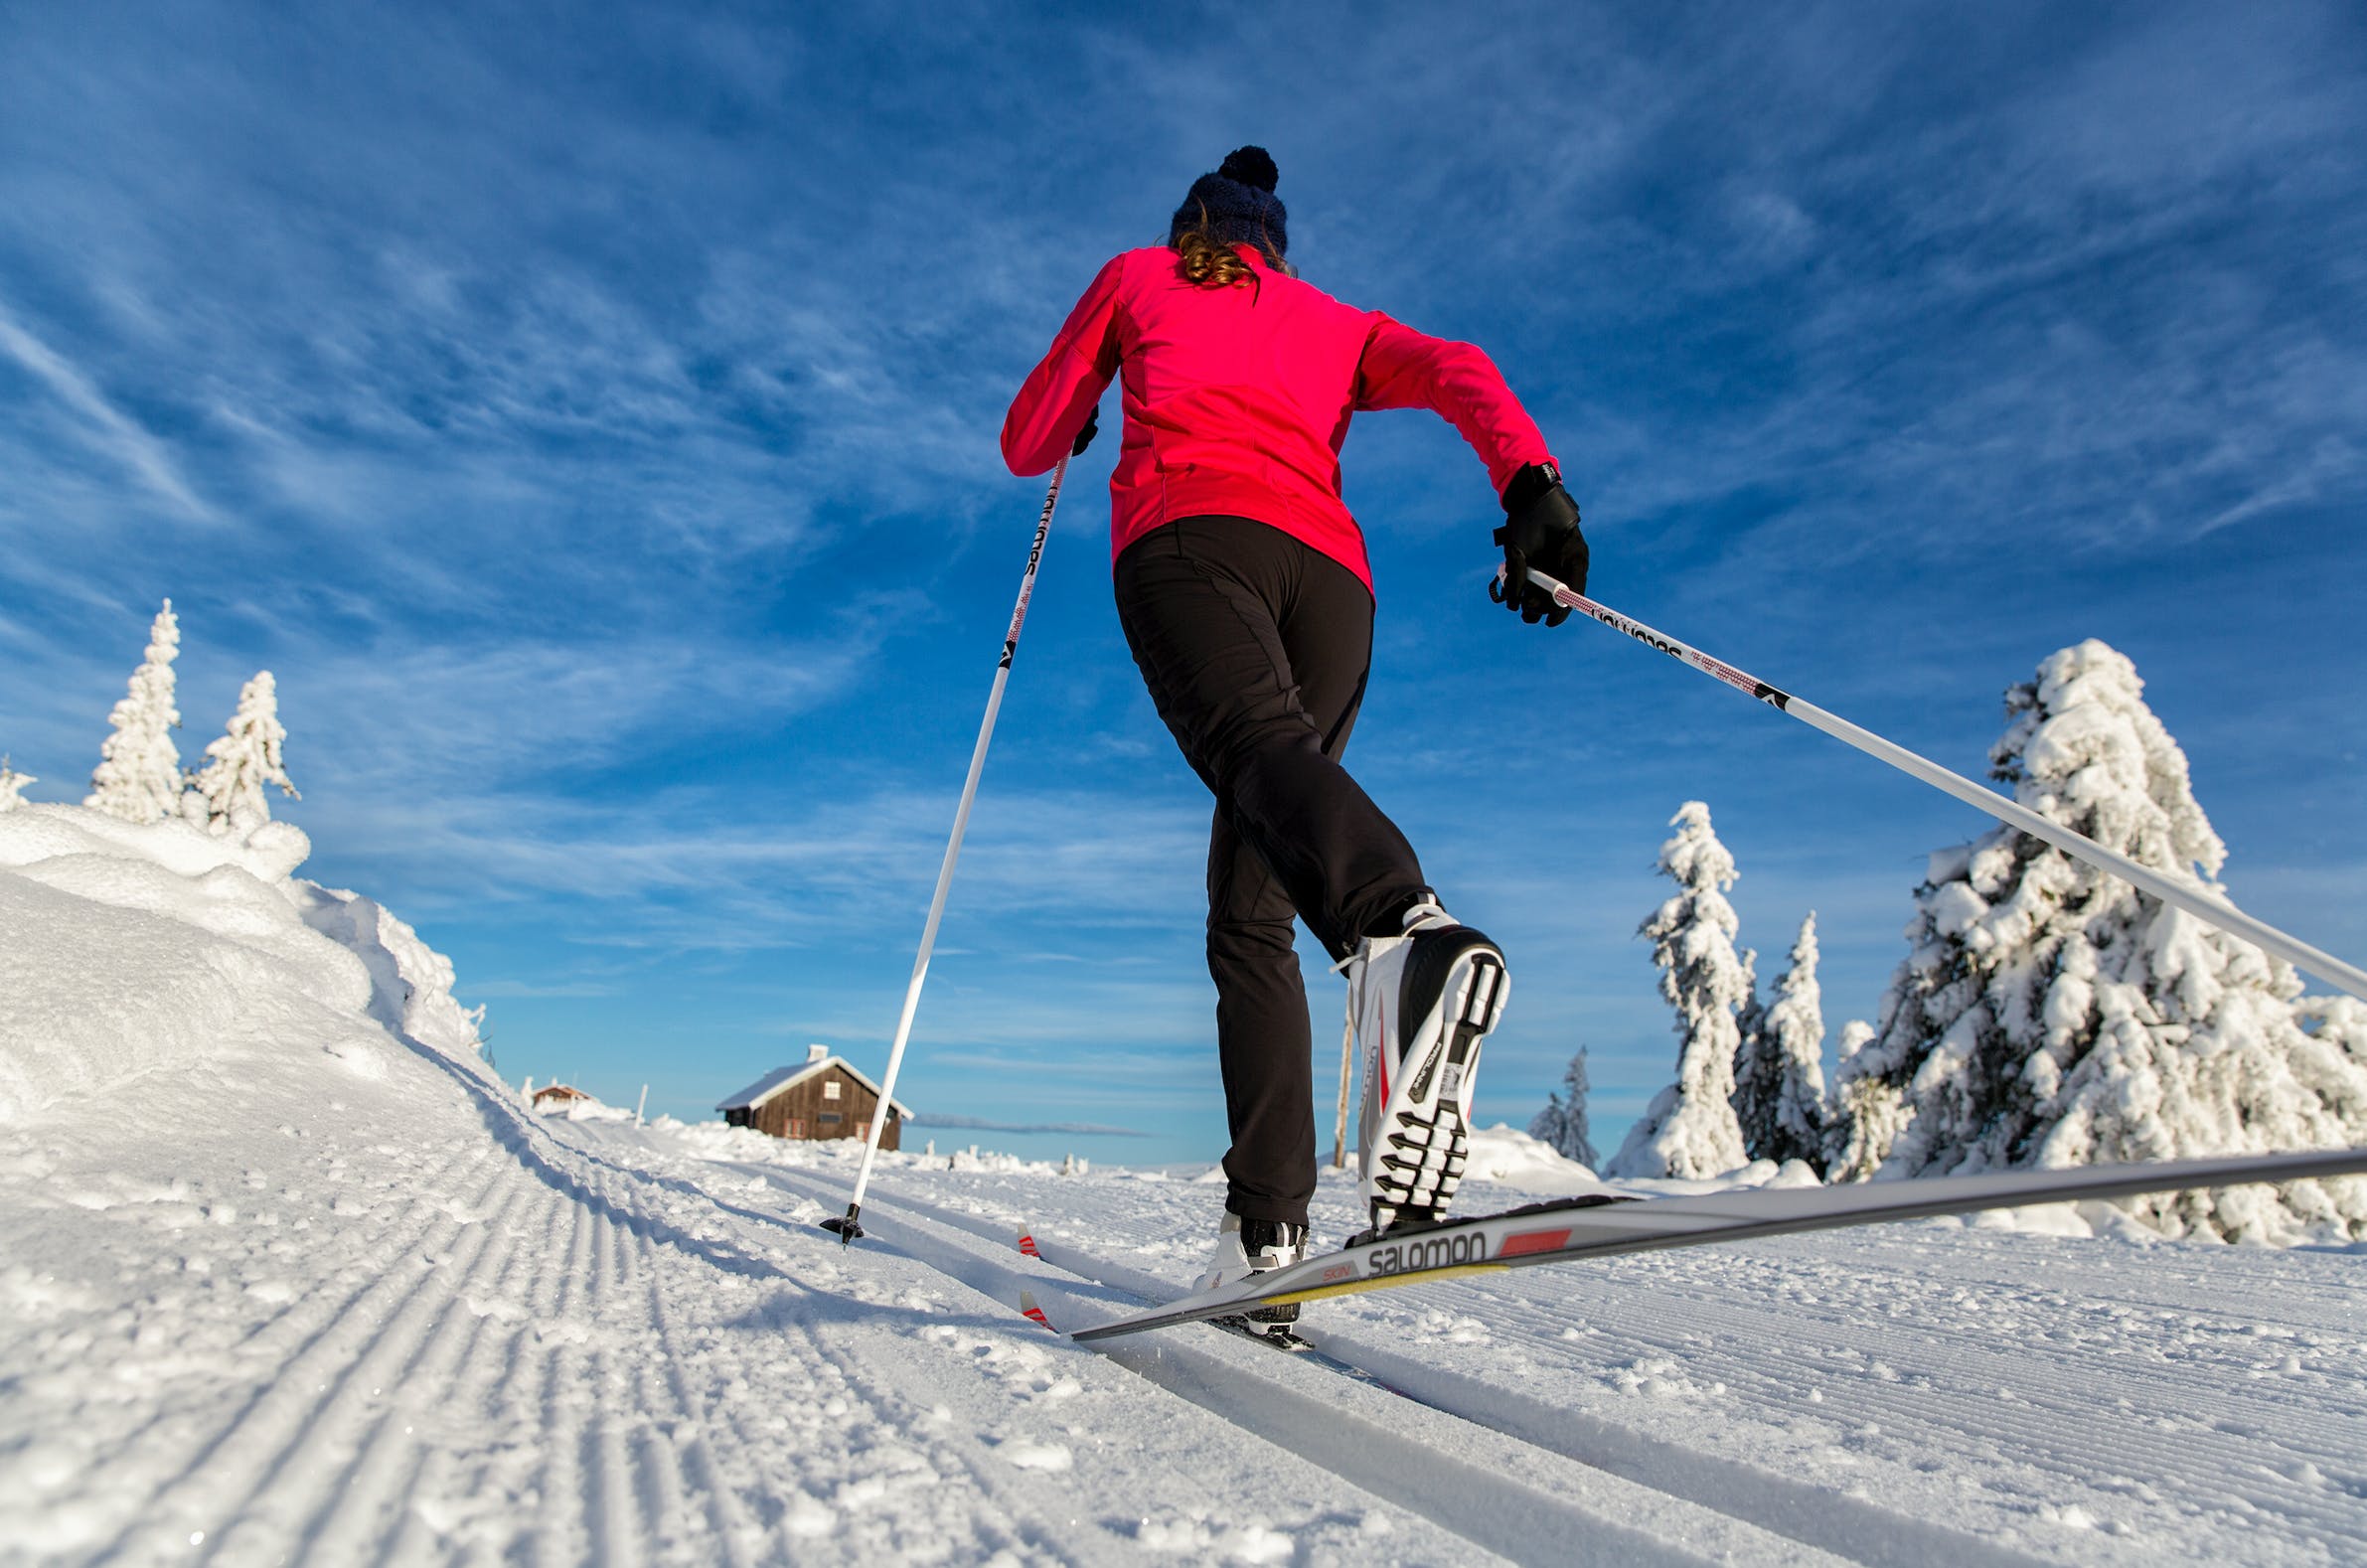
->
[1513,565,2367,1003]
[826,459,1070,1242]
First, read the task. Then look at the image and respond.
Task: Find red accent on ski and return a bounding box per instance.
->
[1018,1231,1040,1258]
[1496,1227,1573,1258]
[1020,1290,1052,1330]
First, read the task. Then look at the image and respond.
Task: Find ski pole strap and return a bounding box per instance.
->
[1513,565,2367,1003]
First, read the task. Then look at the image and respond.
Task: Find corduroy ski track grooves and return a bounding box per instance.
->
[780,1163,2367,1565]
[101,1143,530,1562]
[745,1161,2051,1568]
[554,1116,1166,1562]
[80,1095,1125,1565]
[518,1134,1106,1565]
[79,1067,2337,1566]
[1463,1255,2367,1552]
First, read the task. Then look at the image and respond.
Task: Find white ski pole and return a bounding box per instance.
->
[826,457,1071,1242]
[1511,565,2367,1003]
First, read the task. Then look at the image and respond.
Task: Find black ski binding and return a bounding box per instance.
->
[1215,1315,1314,1352]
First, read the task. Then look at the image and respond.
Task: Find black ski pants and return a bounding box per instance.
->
[1113,516,1431,1226]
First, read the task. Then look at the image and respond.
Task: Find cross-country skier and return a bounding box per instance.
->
[1001,147,1586,1334]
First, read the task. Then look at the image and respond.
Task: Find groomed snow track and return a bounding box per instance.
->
[739,1160,2057,1568]
[14,984,2363,1568]
[24,1053,1187,1566]
[11,1001,1881,1567]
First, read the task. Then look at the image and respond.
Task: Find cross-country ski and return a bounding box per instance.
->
[1069,1147,2367,1341]
[9,8,2367,1566]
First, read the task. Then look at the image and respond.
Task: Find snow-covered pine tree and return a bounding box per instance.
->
[2295,996,2367,1061]
[188,671,299,833]
[1609,802,1753,1179]
[1822,1020,1894,1180]
[0,756,33,811]
[1732,952,1765,1080]
[1559,1047,1601,1169]
[1525,1089,1570,1159]
[85,600,184,824]
[1850,639,2367,1241]
[1730,955,1778,1164]
[1527,1047,1600,1168]
[1733,912,1828,1172]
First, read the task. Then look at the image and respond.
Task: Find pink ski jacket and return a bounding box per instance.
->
[1002,245,1556,593]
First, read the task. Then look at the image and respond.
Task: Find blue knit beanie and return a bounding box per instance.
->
[1168,146,1288,259]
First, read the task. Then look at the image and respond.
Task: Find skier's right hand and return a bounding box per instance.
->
[1491,462,1587,625]
[1070,405,1100,457]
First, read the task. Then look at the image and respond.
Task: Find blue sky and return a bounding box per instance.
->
[4,2,2363,1167]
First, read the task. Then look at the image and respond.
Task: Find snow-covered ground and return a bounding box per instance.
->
[7,803,2367,1566]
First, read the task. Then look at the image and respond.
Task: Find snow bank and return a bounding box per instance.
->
[0,803,481,1125]
[543,1093,636,1122]
[641,1115,837,1166]
[1603,1157,1826,1200]
[639,1115,1065,1176]
[1461,1123,1612,1195]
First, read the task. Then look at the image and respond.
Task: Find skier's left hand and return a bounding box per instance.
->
[1490,462,1587,625]
[1070,405,1100,457]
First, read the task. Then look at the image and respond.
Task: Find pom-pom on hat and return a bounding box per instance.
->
[1169,145,1288,258]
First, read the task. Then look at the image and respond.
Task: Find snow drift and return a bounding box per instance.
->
[0,804,482,1126]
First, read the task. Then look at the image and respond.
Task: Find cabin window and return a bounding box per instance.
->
[823,1081,842,1101]
[819,1112,843,1126]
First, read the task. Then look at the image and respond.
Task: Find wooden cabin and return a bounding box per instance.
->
[530,1083,591,1114]
[715,1044,911,1149]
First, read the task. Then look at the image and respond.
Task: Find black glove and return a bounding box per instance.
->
[1070,405,1099,457]
[1490,462,1587,625]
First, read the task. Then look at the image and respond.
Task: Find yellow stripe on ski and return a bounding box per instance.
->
[1263,1259,1511,1306]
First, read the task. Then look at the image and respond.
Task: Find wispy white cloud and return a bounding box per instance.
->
[0,306,214,522]
[466,979,621,999]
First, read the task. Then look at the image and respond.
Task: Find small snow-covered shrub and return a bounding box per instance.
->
[1611,802,1753,1179]
[84,601,184,825]
[187,671,299,834]
[1528,1047,1600,1169]
[1734,912,1827,1173]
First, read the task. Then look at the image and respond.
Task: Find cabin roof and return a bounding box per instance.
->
[715,1057,911,1118]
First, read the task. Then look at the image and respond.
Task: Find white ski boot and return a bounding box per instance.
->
[1198,1212,1310,1341]
[1346,900,1508,1237]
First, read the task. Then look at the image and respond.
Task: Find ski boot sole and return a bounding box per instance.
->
[1364,937,1507,1237]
